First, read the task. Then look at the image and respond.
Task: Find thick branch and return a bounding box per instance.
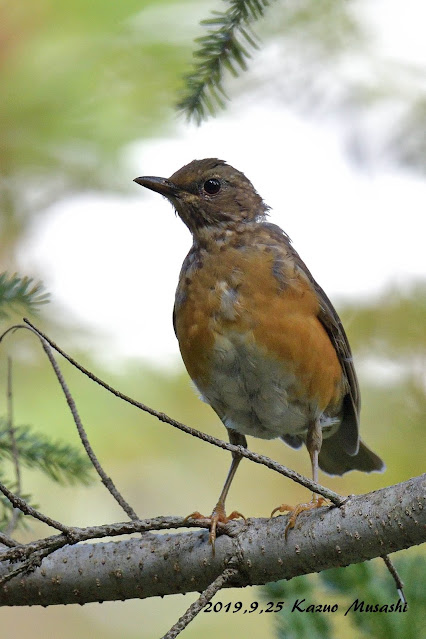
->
[1,475,424,607]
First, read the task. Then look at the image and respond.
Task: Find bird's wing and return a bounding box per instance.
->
[172,305,177,337]
[311,278,360,454]
[264,222,360,455]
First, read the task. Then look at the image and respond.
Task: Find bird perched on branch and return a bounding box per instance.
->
[134,158,384,547]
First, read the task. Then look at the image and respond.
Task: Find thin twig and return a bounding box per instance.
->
[0,480,72,535]
[5,357,22,536]
[162,567,239,638]
[0,531,17,548]
[38,336,139,521]
[0,323,139,521]
[20,320,346,506]
[382,554,406,604]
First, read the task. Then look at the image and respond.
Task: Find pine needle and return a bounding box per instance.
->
[177,0,273,123]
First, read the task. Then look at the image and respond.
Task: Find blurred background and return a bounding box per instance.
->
[0,0,425,637]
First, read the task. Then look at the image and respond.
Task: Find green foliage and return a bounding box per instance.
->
[261,556,425,639]
[0,419,93,532]
[0,273,93,533]
[322,558,425,639]
[262,575,333,639]
[177,0,273,122]
[0,272,49,319]
[0,419,93,486]
[0,0,191,252]
[1,0,186,174]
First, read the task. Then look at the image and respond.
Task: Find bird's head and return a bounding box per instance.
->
[134,158,268,237]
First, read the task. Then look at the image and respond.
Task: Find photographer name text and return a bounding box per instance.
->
[203,598,408,615]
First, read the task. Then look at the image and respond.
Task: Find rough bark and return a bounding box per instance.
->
[1,474,424,607]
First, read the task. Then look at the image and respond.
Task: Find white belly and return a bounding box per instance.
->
[196,331,316,440]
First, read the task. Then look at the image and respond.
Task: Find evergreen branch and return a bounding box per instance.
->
[0,420,93,486]
[0,273,49,319]
[1,322,139,521]
[177,0,273,123]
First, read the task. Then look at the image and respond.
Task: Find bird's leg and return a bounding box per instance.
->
[271,419,327,538]
[307,415,322,486]
[185,430,247,552]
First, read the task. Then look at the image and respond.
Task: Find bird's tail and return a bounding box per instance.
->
[318,437,385,476]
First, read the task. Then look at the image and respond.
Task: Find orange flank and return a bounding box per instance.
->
[174,240,342,415]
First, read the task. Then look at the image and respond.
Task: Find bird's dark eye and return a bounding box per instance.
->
[203,178,221,195]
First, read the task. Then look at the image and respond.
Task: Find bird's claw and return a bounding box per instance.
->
[185,506,246,554]
[271,496,328,539]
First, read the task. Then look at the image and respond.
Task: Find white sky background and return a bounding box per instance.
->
[19,0,425,367]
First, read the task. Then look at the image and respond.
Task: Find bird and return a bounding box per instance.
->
[134,158,384,547]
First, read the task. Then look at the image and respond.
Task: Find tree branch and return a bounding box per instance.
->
[177,0,273,123]
[35,330,139,521]
[1,474,424,607]
[162,567,239,638]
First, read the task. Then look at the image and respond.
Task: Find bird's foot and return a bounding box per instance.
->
[271,495,328,539]
[185,503,246,553]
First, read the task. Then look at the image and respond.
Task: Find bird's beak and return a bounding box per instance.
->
[133,176,179,198]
